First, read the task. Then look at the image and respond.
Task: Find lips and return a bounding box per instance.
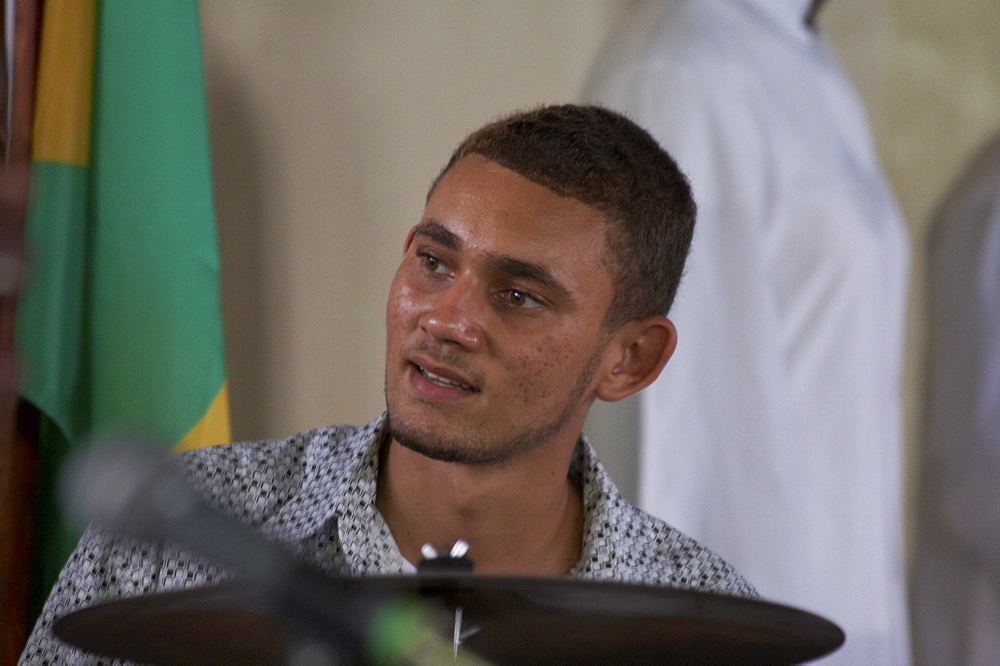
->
[408,355,481,395]
[416,365,477,392]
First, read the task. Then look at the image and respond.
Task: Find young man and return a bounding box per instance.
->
[23,105,755,663]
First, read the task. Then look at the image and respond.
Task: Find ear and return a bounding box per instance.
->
[402,226,417,254]
[595,315,677,402]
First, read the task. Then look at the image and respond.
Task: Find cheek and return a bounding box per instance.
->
[508,334,577,402]
[386,274,420,333]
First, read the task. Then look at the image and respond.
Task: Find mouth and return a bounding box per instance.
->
[413,362,479,393]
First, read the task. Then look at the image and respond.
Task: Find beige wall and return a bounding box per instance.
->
[200,0,1000,519]
[200,0,625,442]
[822,0,1000,545]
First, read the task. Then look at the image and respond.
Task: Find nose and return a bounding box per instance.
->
[419,275,485,351]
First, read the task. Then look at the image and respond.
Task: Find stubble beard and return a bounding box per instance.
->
[384,348,603,465]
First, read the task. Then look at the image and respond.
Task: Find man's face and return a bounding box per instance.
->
[384,155,617,464]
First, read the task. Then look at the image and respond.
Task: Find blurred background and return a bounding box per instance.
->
[5,0,997,661]
[201,0,999,531]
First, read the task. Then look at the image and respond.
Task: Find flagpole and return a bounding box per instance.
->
[0,0,42,660]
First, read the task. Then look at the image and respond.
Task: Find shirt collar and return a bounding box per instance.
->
[569,432,626,578]
[261,414,408,574]
[281,413,628,576]
[731,0,818,44]
[330,414,411,574]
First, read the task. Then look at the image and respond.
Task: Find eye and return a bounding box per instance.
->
[418,251,447,274]
[501,288,542,309]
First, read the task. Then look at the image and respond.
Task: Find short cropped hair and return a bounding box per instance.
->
[429,104,696,329]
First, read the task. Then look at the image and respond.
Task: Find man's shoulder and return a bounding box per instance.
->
[179,421,364,472]
[175,417,382,526]
[573,435,756,598]
[614,502,758,598]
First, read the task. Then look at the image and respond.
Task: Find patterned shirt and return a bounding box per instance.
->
[22,414,756,664]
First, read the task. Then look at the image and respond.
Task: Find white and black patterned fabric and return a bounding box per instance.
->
[21,414,756,664]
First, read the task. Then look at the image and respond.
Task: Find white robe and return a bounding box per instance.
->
[584,1,910,663]
[912,131,1000,666]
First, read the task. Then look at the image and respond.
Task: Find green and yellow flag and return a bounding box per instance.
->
[16,0,230,613]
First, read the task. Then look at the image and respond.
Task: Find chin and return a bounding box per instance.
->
[385,408,573,466]
[385,412,508,464]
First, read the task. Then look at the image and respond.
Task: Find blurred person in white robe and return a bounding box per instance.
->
[912,131,1000,666]
[584,1,910,663]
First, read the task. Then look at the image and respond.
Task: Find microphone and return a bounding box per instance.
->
[58,437,485,665]
[59,438,294,588]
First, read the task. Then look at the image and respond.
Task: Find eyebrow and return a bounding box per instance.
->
[412,220,460,250]
[486,255,572,303]
[413,219,574,304]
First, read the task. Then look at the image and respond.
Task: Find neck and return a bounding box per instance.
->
[375,432,584,576]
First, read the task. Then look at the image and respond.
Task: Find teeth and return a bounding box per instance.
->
[420,366,474,392]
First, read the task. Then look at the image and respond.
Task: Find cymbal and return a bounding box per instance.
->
[53,575,844,664]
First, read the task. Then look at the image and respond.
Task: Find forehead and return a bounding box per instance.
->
[422,155,610,271]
